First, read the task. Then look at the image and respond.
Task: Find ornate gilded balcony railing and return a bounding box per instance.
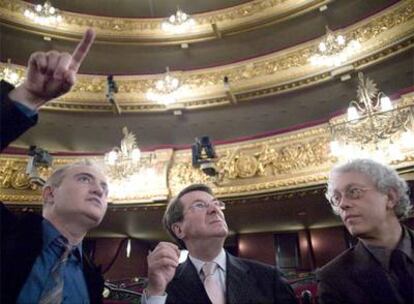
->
[0,0,329,44]
[1,0,413,113]
[1,91,413,205]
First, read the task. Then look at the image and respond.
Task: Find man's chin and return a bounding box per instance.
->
[346,225,365,238]
[82,212,104,227]
[215,227,229,237]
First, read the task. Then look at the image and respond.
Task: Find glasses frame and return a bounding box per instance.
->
[185,199,226,214]
[327,186,375,207]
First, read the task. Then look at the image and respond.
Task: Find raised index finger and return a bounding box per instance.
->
[69,28,96,72]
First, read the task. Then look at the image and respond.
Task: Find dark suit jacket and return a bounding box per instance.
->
[0,80,104,303]
[317,227,414,304]
[165,253,297,304]
[0,206,104,304]
[0,80,38,151]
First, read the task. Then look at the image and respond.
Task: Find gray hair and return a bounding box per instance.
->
[42,160,106,216]
[326,159,412,220]
[162,184,213,248]
[44,159,102,189]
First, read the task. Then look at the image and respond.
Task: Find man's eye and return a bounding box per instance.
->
[79,176,91,183]
[193,202,205,208]
[349,188,362,197]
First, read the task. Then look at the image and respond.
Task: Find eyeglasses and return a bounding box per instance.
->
[327,186,375,207]
[186,200,226,213]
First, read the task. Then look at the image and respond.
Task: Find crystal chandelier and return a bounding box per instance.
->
[161,9,196,34]
[329,72,414,163]
[310,26,361,67]
[104,127,141,180]
[24,1,62,26]
[0,59,23,86]
[146,67,182,105]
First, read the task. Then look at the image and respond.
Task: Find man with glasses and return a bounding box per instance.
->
[317,159,413,304]
[143,184,296,304]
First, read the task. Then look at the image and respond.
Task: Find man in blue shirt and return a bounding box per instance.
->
[1,29,108,303]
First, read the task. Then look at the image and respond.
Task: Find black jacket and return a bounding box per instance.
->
[317,227,414,304]
[165,253,297,304]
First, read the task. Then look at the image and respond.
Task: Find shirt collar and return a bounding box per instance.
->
[42,219,83,261]
[189,248,227,274]
[397,226,413,263]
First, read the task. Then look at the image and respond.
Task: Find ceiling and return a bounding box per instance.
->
[1,0,413,239]
[1,0,412,152]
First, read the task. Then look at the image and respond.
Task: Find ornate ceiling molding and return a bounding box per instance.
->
[0,0,329,44]
[1,93,413,205]
[1,0,413,113]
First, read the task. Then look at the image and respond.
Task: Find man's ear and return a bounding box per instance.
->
[172,222,185,239]
[386,188,399,209]
[42,185,55,206]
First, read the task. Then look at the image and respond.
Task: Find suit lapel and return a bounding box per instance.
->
[171,258,211,304]
[83,253,104,304]
[351,242,402,304]
[4,213,43,303]
[226,254,255,304]
[406,227,414,260]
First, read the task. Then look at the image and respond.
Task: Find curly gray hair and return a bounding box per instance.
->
[326,159,412,219]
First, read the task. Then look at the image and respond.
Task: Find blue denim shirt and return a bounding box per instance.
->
[17,219,90,303]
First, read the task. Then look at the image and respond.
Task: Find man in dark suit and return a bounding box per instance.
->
[317,159,413,304]
[1,29,108,303]
[143,184,296,304]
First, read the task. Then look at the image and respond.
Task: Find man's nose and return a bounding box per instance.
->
[207,202,219,213]
[90,182,104,197]
[338,194,352,209]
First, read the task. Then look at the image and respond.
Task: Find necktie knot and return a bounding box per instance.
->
[55,237,73,263]
[202,262,218,278]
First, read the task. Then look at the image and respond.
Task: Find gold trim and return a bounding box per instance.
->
[0,0,329,44]
[1,1,413,113]
[2,93,413,203]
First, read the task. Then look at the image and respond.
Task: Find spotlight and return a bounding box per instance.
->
[26,145,53,186]
[192,136,218,176]
[106,75,121,115]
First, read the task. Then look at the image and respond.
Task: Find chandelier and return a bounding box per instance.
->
[309,26,360,67]
[161,9,196,34]
[329,72,414,163]
[146,67,182,105]
[104,127,141,180]
[0,59,23,86]
[24,1,62,26]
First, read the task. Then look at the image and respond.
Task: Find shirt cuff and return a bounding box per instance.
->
[141,289,167,304]
[13,100,38,118]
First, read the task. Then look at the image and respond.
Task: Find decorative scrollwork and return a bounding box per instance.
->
[0,160,44,190]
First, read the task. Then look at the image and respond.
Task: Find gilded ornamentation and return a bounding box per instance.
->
[0,0,322,41]
[166,126,336,197]
[0,160,31,190]
[1,1,413,112]
[2,95,414,202]
[168,162,211,192]
[0,159,50,191]
[214,138,331,183]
